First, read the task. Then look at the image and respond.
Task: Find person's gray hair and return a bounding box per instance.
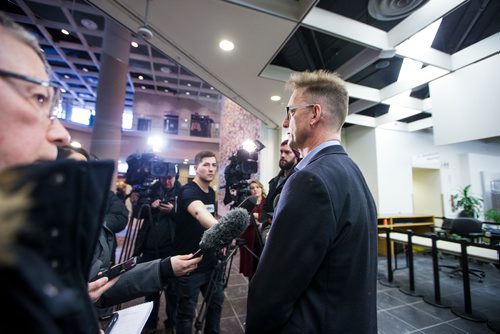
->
[286,70,348,132]
[0,11,50,73]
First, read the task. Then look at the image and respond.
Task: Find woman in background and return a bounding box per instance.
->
[239,179,266,279]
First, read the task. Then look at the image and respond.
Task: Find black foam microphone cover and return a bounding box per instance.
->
[199,208,249,253]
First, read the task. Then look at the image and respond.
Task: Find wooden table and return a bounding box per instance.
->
[377,215,435,256]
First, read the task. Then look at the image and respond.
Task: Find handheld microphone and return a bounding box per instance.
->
[194,208,249,256]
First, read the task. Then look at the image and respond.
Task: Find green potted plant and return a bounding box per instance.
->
[452,185,483,218]
[484,209,500,223]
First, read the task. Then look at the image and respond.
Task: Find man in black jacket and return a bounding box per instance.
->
[136,170,182,333]
[246,70,377,333]
[261,140,299,241]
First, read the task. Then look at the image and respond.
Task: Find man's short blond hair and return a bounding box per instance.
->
[286,70,348,131]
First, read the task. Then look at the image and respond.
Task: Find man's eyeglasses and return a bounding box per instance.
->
[0,69,61,121]
[285,103,315,120]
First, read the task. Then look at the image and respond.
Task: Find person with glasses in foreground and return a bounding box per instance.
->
[246,70,378,333]
[0,12,200,333]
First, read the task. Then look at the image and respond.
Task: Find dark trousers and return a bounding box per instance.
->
[140,252,177,330]
[145,278,178,329]
[175,269,224,334]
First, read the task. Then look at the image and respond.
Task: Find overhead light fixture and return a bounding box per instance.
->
[164,89,169,93]
[141,85,146,90]
[82,67,88,72]
[219,39,234,51]
[210,87,214,90]
[185,92,190,95]
[187,83,191,87]
[61,29,70,35]
[61,88,67,93]
[138,75,144,80]
[80,18,98,30]
[64,74,70,79]
[270,95,281,101]
[160,66,171,73]
[164,79,169,83]
[131,41,139,48]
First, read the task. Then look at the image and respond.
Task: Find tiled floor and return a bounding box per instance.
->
[128,248,500,334]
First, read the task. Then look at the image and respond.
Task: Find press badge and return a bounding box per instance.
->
[205,203,215,214]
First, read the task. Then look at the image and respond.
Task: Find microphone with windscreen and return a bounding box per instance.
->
[193,208,249,257]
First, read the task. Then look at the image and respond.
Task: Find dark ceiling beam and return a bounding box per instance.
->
[453,0,490,53]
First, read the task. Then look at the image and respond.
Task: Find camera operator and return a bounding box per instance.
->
[135,169,181,334]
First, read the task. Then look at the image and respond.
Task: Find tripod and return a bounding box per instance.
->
[118,203,153,263]
[193,238,261,333]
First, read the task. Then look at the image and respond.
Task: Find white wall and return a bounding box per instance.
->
[344,126,379,206]
[430,54,500,145]
[344,125,500,217]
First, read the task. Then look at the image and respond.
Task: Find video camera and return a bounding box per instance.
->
[125,153,177,205]
[223,149,259,206]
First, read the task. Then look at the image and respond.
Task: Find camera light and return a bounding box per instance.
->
[242,139,257,153]
[242,139,265,153]
[147,135,165,153]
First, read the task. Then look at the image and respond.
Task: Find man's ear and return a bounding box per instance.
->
[310,104,322,126]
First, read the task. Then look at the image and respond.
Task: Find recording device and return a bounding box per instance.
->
[237,195,257,213]
[223,149,261,207]
[101,312,119,334]
[193,208,249,256]
[91,257,137,282]
[125,153,177,205]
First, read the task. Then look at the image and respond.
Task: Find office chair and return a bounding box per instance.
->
[441,218,486,281]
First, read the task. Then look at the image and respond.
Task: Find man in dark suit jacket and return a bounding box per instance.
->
[246,70,378,333]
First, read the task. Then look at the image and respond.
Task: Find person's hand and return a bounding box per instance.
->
[88,276,119,303]
[170,254,202,276]
[151,199,161,208]
[159,202,173,213]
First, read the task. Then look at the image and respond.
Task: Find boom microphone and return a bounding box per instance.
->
[198,208,249,254]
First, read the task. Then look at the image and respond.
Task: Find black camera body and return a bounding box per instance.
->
[125,153,177,205]
[223,149,259,206]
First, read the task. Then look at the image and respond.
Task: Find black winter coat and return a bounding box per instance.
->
[0,160,114,333]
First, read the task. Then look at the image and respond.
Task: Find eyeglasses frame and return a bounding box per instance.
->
[284,103,316,120]
[0,68,62,121]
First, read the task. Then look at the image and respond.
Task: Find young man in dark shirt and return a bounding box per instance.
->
[174,150,223,334]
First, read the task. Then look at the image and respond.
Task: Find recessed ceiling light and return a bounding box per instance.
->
[61,88,67,93]
[164,79,169,83]
[187,83,191,87]
[61,29,70,35]
[131,41,139,48]
[138,75,144,80]
[210,87,214,90]
[82,67,88,72]
[206,95,210,98]
[219,39,234,51]
[141,86,146,90]
[271,95,281,101]
[80,18,98,30]
[160,66,171,73]
[64,74,70,79]
[164,89,169,92]
[185,92,190,95]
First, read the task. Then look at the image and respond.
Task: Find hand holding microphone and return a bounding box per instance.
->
[194,208,249,256]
